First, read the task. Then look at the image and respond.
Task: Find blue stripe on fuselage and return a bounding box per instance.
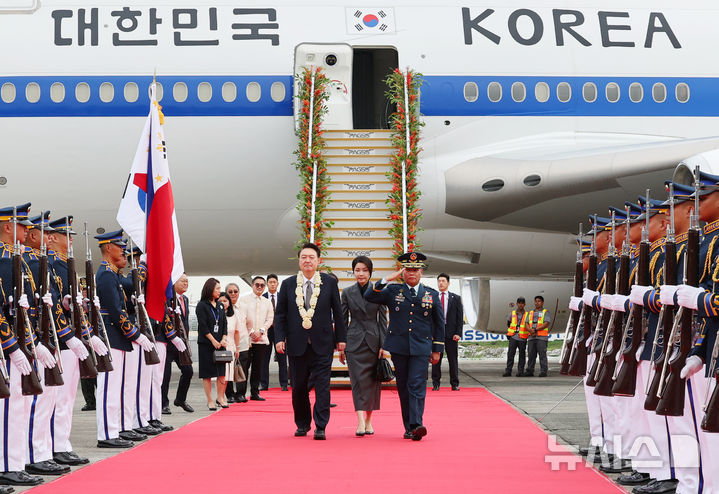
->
[0,75,716,117]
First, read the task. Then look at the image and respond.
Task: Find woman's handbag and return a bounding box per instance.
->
[213,350,233,364]
[375,355,395,383]
[234,358,246,382]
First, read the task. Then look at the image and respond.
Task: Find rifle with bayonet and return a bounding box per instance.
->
[594,208,631,396]
[568,217,598,377]
[586,213,617,387]
[613,192,652,396]
[38,214,64,386]
[128,238,160,365]
[656,168,701,416]
[645,187,676,410]
[560,223,584,375]
[172,292,192,366]
[84,223,113,372]
[67,227,98,379]
[12,208,43,395]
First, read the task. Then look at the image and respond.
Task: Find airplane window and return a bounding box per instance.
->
[50,82,65,103]
[676,83,690,103]
[523,174,541,187]
[582,83,597,102]
[606,83,620,102]
[246,82,261,103]
[463,82,478,103]
[173,82,188,103]
[99,82,114,103]
[487,82,502,102]
[482,178,504,192]
[652,83,667,103]
[1,83,15,103]
[154,82,164,101]
[535,82,549,103]
[124,82,139,103]
[557,82,571,102]
[25,82,40,103]
[222,82,237,102]
[511,82,525,102]
[629,83,643,103]
[75,82,90,103]
[197,82,212,102]
[271,81,286,102]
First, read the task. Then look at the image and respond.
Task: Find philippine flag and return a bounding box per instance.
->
[117,82,184,321]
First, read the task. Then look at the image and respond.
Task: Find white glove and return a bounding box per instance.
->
[630,285,652,306]
[599,294,614,311]
[90,335,108,356]
[174,306,181,315]
[615,350,623,363]
[583,288,599,308]
[659,285,679,306]
[9,350,31,376]
[42,292,53,307]
[93,296,101,310]
[17,294,29,310]
[66,337,89,360]
[137,294,145,305]
[676,284,704,311]
[171,338,187,353]
[135,333,155,353]
[62,294,72,311]
[568,296,581,311]
[140,253,147,264]
[75,294,84,307]
[35,343,56,369]
[636,342,645,361]
[613,294,629,312]
[680,355,704,379]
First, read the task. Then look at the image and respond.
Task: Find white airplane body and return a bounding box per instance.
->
[2,0,719,331]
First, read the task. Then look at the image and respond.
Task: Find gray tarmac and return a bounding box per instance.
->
[17,354,631,492]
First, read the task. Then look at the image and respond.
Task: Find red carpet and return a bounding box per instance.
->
[32,388,622,493]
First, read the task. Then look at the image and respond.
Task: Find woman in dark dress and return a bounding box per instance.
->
[340,256,388,436]
[196,277,229,410]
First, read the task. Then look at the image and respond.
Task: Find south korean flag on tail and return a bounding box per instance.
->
[346,7,395,34]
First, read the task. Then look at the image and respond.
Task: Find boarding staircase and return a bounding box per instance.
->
[321,129,398,290]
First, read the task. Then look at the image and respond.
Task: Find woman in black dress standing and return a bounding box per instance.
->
[196,278,229,410]
[340,256,387,436]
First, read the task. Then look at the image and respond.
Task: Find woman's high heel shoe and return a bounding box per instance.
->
[208,403,217,411]
[216,399,229,409]
[364,425,374,435]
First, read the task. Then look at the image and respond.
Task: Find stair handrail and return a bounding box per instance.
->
[401,70,410,252]
[307,70,318,243]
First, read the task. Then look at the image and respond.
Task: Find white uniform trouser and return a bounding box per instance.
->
[96,348,126,441]
[133,342,153,429]
[584,353,604,447]
[631,361,673,480]
[691,371,719,494]
[51,349,79,454]
[27,359,56,464]
[598,394,618,455]
[614,394,633,459]
[123,345,140,431]
[149,342,167,422]
[0,360,31,471]
[666,381,702,494]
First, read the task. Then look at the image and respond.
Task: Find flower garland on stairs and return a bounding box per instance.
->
[385,68,424,259]
[294,66,333,255]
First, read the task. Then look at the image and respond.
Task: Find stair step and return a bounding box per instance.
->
[329,176,391,184]
[325,155,392,165]
[325,210,389,220]
[328,238,393,248]
[323,129,392,139]
[328,181,392,192]
[327,198,387,208]
[326,163,391,172]
[325,227,392,238]
[324,247,395,258]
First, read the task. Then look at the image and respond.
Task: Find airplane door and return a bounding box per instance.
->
[294,43,353,130]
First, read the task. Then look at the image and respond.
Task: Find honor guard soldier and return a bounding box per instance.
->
[0,204,44,488]
[23,213,85,476]
[364,252,445,441]
[94,229,155,448]
[47,216,108,466]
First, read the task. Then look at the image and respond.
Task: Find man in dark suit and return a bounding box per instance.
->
[365,252,445,441]
[161,273,194,414]
[431,273,463,391]
[260,274,288,391]
[274,243,347,440]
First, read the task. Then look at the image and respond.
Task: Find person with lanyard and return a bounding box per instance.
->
[365,251,445,441]
[196,278,228,411]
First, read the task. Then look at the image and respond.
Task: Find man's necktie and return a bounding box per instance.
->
[271,294,275,311]
[441,292,446,312]
[305,282,313,309]
[409,287,416,298]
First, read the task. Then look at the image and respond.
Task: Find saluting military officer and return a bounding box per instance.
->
[364,252,445,441]
[46,216,108,466]
[94,229,155,448]
[0,204,43,489]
